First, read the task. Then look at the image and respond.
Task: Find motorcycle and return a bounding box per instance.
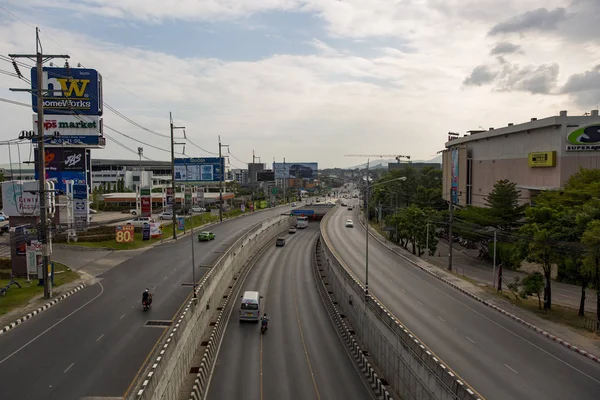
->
[142,295,153,311]
[260,320,268,334]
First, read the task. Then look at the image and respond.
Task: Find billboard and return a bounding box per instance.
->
[174,158,224,182]
[257,171,275,182]
[1,181,40,217]
[30,67,103,115]
[566,124,600,151]
[140,187,152,217]
[35,148,87,194]
[273,163,318,179]
[73,184,89,227]
[32,115,101,136]
[451,149,459,204]
[33,135,106,148]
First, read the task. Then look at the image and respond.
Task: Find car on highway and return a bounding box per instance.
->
[347,206,353,210]
[198,231,215,241]
[126,217,155,227]
[158,211,175,220]
[0,211,9,221]
[291,202,297,207]
[288,227,297,234]
[345,219,354,228]
[239,291,262,322]
[276,237,286,247]
[189,207,206,214]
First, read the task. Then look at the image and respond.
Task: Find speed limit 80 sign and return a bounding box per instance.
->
[115,225,135,243]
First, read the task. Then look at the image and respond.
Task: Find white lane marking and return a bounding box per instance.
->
[119,314,126,320]
[96,334,104,342]
[466,336,476,344]
[400,288,406,293]
[0,282,105,366]
[64,363,74,373]
[417,300,423,305]
[437,316,446,322]
[504,364,518,374]
[163,276,167,280]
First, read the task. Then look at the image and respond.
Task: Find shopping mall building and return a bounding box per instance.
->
[442,110,600,207]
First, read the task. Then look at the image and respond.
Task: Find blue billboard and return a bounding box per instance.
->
[31,67,103,115]
[174,157,225,182]
[32,135,106,147]
[35,147,87,194]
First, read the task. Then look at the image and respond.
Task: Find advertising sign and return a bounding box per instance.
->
[528,151,556,168]
[174,158,224,182]
[73,184,89,227]
[166,187,174,206]
[1,181,40,217]
[115,225,135,243]
[257,171,275,182]
[26,240,42,275]
[450,149,459,205]
[184,186,192,208]
[32,115,101,136]
[34,147,87,194]
[150,222,162,238]
[177,217,185,231]
[30,67,103,115]
[142,225,151,241]
[566,124,600,151]
[140,187,152,217]
[273,162,318,179]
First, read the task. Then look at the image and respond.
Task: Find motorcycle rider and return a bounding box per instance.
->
[260,313,269,330]
[142,288,152,306]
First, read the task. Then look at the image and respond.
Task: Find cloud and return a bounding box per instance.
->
[490,42,523,55]
[464,65,498,86]
[560,65,600,107]
[489,7,567,36]
[496,63,559,94]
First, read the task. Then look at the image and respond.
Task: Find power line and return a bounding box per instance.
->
[103,133,153,160]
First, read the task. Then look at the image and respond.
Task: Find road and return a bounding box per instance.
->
[207,223,374,400]
[326,204,600,400]
[0,205,295,400]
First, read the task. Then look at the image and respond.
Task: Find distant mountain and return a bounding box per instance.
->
[347,154,441,170]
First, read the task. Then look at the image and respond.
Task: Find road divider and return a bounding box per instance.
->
[320,207,481,400]
[129,214,294,400]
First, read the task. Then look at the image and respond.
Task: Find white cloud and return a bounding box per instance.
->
[0,1,598,169]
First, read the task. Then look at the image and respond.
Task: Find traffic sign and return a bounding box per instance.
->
[291,209,314,215]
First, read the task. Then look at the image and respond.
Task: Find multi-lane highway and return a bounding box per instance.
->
[326,202,600,400]
[207,223,374,400]
[0,205,295,400]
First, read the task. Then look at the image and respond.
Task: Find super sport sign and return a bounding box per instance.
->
[31,67,103,115]
[566,124,600,151]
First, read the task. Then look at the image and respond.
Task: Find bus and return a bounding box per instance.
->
[296,216,309,229]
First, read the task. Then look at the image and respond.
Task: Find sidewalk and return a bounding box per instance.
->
[363,219,600,357]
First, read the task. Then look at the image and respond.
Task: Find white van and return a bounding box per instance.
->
[239,291,262,321]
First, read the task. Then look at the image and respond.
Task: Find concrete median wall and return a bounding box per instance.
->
[319,209,480,400]
[131,214,294,400]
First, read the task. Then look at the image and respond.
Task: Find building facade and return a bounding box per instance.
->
[231,168,249,185]
[443,110,600,207]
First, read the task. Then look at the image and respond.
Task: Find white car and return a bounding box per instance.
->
[189,207,206,214]
[158,211,174,220]
[345,219,354,228]
[126,217,155,227]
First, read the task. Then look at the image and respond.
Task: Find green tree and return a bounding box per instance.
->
[484,179,526,231]
[526,226,557,310]
[581,220,600,324]
[519,272,545,310]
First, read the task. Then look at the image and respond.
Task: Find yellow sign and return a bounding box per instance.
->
[116,225,135,243]
[528,151,556,168]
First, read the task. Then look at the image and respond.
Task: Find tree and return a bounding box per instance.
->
[520,272,545,310]
[581,220,600,324]
[526,226,557,310]
[484,179,526,231]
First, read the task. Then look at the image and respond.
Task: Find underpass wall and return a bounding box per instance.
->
[319,208,480,400]
[131,214,294,400]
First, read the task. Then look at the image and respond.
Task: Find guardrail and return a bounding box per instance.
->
[319,207,480,400]
[129,214,294,400]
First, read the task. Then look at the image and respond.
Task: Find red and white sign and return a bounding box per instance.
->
[32,115,101,136]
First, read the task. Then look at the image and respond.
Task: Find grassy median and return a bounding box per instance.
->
[0,262,79,317]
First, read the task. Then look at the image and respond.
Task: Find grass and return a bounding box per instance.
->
[65,210,246,250]
[483,286,599,336]
[0,262,79,316]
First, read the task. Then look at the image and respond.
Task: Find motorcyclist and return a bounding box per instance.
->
[142,288,152,305]
[260,313,269,329]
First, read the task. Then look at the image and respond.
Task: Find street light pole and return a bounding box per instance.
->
[170,112,185,240]
[365,159,370,300]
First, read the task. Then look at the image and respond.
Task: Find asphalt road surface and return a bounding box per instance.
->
[207,223,374,400]
[0,206,294,400]
[326,205,600,400]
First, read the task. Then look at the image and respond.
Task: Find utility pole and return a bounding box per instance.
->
[448,199,454,272]
[137,146,143,192]
[365,159,370,300]
[9,28,69,299]
[283,157,286,205]
[170,112,185,240]
[492,229,497,288]
[218,136,228,222]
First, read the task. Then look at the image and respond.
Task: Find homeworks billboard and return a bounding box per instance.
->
[273,163,318,179]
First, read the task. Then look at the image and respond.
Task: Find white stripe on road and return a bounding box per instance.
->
[437,316,446,322]
[64,363,74,373]
[96,334,104,342]
[504,364,518,374]
[119,314,126,320]
[466,336,476,344]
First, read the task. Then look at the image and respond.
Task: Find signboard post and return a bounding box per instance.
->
[177,217,186,232]
[140,187,151,217]
[73,184,89,229]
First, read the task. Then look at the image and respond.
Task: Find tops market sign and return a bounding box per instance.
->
[30,67,103,116]
[32,115,101,136]
[566,124,600,151]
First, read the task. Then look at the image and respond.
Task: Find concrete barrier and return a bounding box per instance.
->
[130,214,294,400]
[319,208,481,400]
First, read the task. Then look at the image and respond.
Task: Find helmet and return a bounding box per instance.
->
[145,288,149,293]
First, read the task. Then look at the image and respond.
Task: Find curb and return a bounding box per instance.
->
[0,284,87,337]
[358,214,600,365]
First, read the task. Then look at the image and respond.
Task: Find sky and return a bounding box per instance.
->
[0,0,599,170]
